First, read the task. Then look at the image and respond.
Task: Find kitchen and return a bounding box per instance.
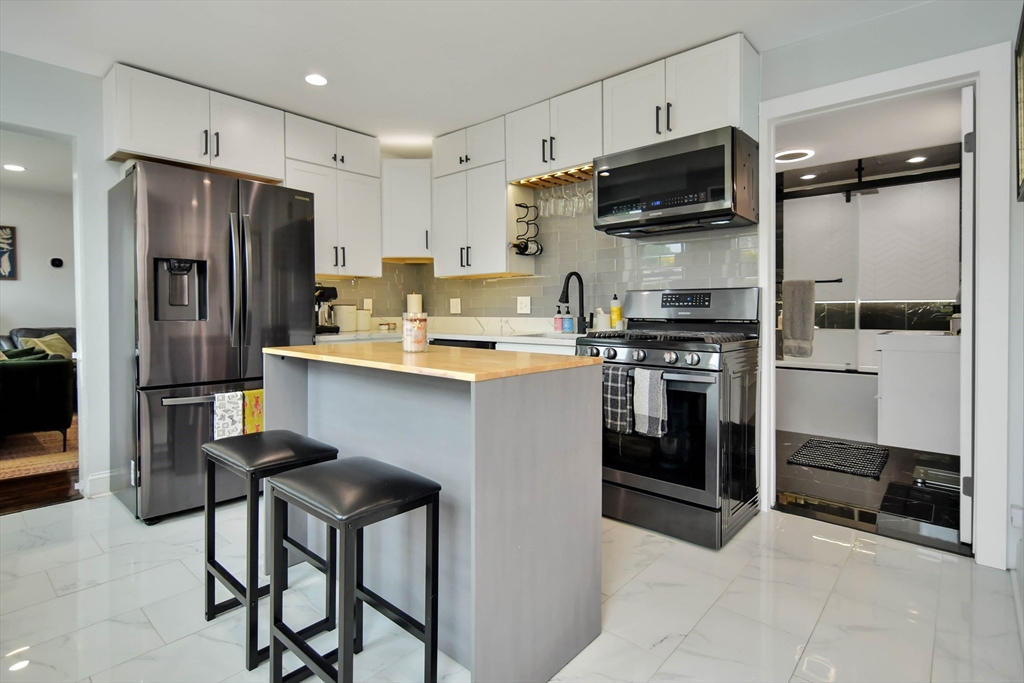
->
[0,2,1022,683]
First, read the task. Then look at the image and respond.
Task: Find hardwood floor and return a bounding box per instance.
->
[0,467,83,515]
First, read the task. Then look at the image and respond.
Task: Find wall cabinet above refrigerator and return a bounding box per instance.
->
[285,113,381,178]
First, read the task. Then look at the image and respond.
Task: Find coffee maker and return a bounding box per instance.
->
[315,285,339,334]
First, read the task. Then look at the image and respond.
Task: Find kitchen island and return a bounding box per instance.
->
[262,343,603,682]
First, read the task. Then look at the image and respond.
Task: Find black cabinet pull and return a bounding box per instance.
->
[339,155,344,164]
[666,102,672,132]
[464,155,470,164]
[203,129,209,156]
[340,246,346,267]
[655,106,662,135]
[214,132,220,156]
[459,156,465,165]
[333,246,338,267]
[460,247,465,267]
[542,138,547,163]
[466,245,471,267]
[332,153,337,162]
[550,136,555,161]
[425,230,429,250]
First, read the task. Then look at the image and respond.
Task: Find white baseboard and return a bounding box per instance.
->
[1013,538,1024,653]
[86,470,111,498]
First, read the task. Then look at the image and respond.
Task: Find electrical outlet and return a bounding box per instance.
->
[450,298,461,314]
[362,298,373,313]
[517,296,531,314]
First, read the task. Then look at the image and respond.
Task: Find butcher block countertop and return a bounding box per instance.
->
[263,342,602,382]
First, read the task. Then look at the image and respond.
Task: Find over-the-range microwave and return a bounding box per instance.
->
[593,126,758,238]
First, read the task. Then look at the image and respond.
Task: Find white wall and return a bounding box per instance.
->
[0,187,75,332]
[0,51,121,495]
[776,368,878,444]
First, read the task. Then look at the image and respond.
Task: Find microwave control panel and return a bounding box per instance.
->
[662,292,711,308]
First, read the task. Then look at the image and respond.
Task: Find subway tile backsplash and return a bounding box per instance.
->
[321,181,759,318]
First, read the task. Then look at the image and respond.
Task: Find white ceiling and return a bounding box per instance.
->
[0,0,929,146]
[774,86,963,171]
[0,128,73,194]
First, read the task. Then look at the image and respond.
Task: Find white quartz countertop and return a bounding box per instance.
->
[875,330,961,353]
[315,331,583,347]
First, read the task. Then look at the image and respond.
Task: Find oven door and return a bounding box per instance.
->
[603,370,721,509]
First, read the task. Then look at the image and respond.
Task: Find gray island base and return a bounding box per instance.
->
[263,344,603,682]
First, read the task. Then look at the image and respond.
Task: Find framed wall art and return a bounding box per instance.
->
[0,226,16,280]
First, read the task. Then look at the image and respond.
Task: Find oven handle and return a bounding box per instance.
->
[664,373,717,384]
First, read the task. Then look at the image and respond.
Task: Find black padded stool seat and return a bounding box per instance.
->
[201,430,339,672]
[268,457,442,683]
[268,456,442,523]
[202,429,337,474]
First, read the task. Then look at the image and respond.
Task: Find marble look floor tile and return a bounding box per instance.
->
[550,631,665,683]
[602,555,730,658]
[729,511,784,549]
[832,549,940,621]
[763,520,853,568]
[0,523,81,557]
[931,628,1024,682]
[0,571,56,616]
[796,593,935,683]
[0,560,199,650]
[19,496,133,532]
[850,532,945,577]
[658,535,758,583]
[0,609,163,683]
[90,514,205,554]
[714,550,839,640]
[0,513,26,534]
[0,536,105,584]
[600,522,676,597]
[651,606,805,682]
[364,645,470,683]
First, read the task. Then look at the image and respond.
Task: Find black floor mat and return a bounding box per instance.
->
[786,438,889,479]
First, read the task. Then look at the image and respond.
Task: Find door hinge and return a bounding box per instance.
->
[963,131,975,154]
[961,475,972,497]
[131,460,137,487]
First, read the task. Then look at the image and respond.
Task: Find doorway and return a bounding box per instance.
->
[0,126,81,513]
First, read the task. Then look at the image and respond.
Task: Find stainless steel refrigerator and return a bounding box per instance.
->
[108,161,314,521]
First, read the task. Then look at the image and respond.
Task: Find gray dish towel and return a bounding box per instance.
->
[634,368,667,437]
[602,365,633,434]
[213,391,244,440]
[782,279,815,358]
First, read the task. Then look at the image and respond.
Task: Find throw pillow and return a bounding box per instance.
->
[20,333,74,359]
[7,351,48,362]
[2,346,46,359]
[0,351,6,360]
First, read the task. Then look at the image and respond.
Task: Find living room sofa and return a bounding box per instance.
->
[0,357,76,450]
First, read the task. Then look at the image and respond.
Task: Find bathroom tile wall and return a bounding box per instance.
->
[322,181,759,318]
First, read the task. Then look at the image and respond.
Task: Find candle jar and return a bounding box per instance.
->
[402,312,428,352]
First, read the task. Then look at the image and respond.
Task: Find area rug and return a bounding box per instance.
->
[786,437,889,479]
[0,417,78,480]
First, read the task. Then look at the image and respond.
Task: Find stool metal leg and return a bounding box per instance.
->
[338,525,356,683]
[353,527,363,654]
[328,525,339,629]
[244,473,261,671]
[270,491,287,683]
[204,459,217,621]
[424,494,439,683]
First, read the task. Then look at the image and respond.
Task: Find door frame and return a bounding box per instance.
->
[757,42,1013,570]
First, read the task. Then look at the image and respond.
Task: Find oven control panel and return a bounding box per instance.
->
[661,291,711,308]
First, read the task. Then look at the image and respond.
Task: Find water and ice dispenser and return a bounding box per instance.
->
[154,258,208,321]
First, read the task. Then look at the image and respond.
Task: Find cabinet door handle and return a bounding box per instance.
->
[214,131,221,156]
[666,102,672,133]
[425,230,429,250]
[655,106,662,135]
[340,246,346,267]
[203,129,209,156]
[465,155,470,163]
[333,246,338,267]
[460,247,465,267]
[549,136,555,161]
[339,155,344,164]
[459,156,465,165]
[542,138,547,163]
[466,245,471,267]
[332,153,337,163]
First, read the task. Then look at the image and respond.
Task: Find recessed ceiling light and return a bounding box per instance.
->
[775,149,814,163]
[304,74,327,86]
[3,164,26,172]
[800,174,817,180]
[907,156,926,163]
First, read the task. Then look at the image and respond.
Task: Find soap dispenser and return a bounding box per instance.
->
[554,306,563,332]
[562,306,575,333]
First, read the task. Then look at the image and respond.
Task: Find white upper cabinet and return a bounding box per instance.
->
[209,92,285,180]
[602,34,760,155]
[505,101,551,182]
[465,162,510,276]
[506,83,603,182]
[381,159,432,259]
[549,82,603,171]
[285,113,337,168]
[336,128,381,178]
[285,159,339,276]
[602,61,665,155]
[432,117,505,178]
[336,170,382,277]
[103,64,211,166]
[664,34,759,141]
[431,172,468,277]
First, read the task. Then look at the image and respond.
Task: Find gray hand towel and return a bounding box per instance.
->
[782,279,815,358]
[603,365,633,434]
[213,391,244,440]
[634,368,667,437]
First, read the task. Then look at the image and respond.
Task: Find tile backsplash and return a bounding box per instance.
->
[321,181,759,318]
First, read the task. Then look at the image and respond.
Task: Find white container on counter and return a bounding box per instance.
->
[356,309,371,331]
[334,304,357,332]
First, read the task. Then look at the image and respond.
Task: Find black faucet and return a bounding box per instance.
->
[558,271,587,334]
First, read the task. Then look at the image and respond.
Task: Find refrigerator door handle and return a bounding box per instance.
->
[161,395,216,406]
[229,212,242,348]
[241,214,254,347]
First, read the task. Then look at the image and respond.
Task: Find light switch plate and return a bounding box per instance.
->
[363,298,373,313]
[517,296,531,314]
[450,298,461,314]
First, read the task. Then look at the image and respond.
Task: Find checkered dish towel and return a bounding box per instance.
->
[633,368,667,437]
[603,365,634,434]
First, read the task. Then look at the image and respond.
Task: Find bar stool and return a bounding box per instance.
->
[267,456,441,683]
[202,430,339,671]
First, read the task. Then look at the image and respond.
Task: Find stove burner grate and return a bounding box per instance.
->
[585,330,748,344]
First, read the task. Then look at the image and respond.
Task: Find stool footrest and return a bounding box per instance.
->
[207,559,247,603]
[283,534,330,574]
[357,585,427,643]
[274,622,339,683]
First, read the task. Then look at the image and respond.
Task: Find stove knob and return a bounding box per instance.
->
[587,346,601,357]
[664,351,679,364]
[632,349,647,362]
[603,347,618,360]
[684,352,701,366]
